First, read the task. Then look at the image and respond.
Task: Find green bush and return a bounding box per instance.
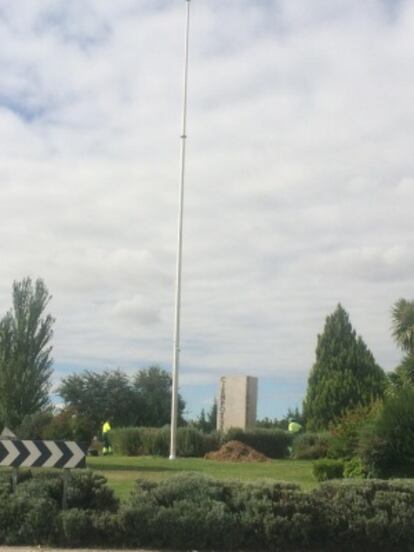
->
[313,459,344,481]
[329,402,381,460]
[59,509,121,548]
[41,407,94,445]
[17,410,54,439]
[315,480,414,550]
[111,426,219,457]
[4,470,414,550]
[4,470,118,513]
[359,389,414,478]
[110,427,143,456]
[124,474,318,550]
[344,457,368,479]
[0,495,59,545]
[223,427,292,458]
[292,432,332,459]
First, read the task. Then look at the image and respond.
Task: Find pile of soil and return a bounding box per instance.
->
[205,440,270,462]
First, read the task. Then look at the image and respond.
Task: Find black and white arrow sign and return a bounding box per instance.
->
[0,440,86,469]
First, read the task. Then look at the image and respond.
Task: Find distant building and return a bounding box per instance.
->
[217,375,258,432]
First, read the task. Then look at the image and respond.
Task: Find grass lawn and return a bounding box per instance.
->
[87,455,316,501]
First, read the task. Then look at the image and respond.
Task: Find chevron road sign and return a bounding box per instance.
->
[0,439,86,469]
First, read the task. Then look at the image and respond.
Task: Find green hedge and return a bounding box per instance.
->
[2,470,414,550]
[223,427,292,458]
[110,426,219,457]
[292,432,332,459]
[313,459,344,481]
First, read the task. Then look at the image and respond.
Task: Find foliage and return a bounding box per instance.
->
[292,432,332,459]
[58,366,185,431]
[392,298,414,355]
[256,407,306,430]
[58,369,137,431]
[3,471,414,549]
[359,388,414,478]
[110,426,219,457]
[315,480,414,550]
[0,278,54,429]
[17,410,54,439]
[133,366,186,427]
[328,402,381,460]
[387,354,414,395]
[303,304,385,431]
[41,407,95,444]
[343,457,367,479]
[223,427,292,458]
[313,459,344,481]
[194,400,217,433]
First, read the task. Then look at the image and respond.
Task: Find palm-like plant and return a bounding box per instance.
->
[392,298,414,355]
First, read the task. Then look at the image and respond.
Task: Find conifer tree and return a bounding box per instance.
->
[303,304,385,430]
[0,278,54,429]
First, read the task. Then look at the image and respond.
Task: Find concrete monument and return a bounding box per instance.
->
[217,375,258,432]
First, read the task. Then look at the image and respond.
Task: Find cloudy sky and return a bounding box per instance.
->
[0,0,413,419]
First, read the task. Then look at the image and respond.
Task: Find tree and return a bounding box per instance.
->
[59,369,138,430]
[133,366,186,427]
[303,304,385,430]
[387,298,414,395]
[0,278,54,429]
[391,298,414,355]
[195,400,217,433]
[387,355,414,395]
[59,366,186,430]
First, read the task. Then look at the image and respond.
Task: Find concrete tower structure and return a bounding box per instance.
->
[217,375,258,432]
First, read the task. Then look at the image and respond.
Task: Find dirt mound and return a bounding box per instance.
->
[205,440,270,462]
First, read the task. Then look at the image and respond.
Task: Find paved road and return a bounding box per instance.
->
[0,546,160,552]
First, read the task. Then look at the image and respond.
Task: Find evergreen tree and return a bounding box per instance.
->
[387,298,414,395]
[0,278,54,429]
[303,304,385,430]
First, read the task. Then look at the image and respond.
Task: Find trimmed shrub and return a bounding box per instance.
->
[111,426,219,457]
[223,427,292,458]
[124,474,319,550]
[110,427,143,456]
[4,469,414,550]
[0,494,59,545]
[315,480,414,550]
[292,432,332,459]
[313,459,344,481]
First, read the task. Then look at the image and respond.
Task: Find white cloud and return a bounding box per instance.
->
[0,0,413,411]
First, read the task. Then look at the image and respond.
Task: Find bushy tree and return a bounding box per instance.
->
[59,369,137,430]
[59,366,186,430]
[0,278,54,429]
[133,366,186,427]
[303,304,385,430]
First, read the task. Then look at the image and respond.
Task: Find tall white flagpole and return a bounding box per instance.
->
[170,0,191,460]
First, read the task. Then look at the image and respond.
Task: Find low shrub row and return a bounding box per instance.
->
[110,426,220,457]
[110,426,292,458]
[223,427,292,458]
[1,470,414,550]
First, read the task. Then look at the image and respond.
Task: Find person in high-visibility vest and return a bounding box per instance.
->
[102,419,112,455]
[288,420,303,434]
